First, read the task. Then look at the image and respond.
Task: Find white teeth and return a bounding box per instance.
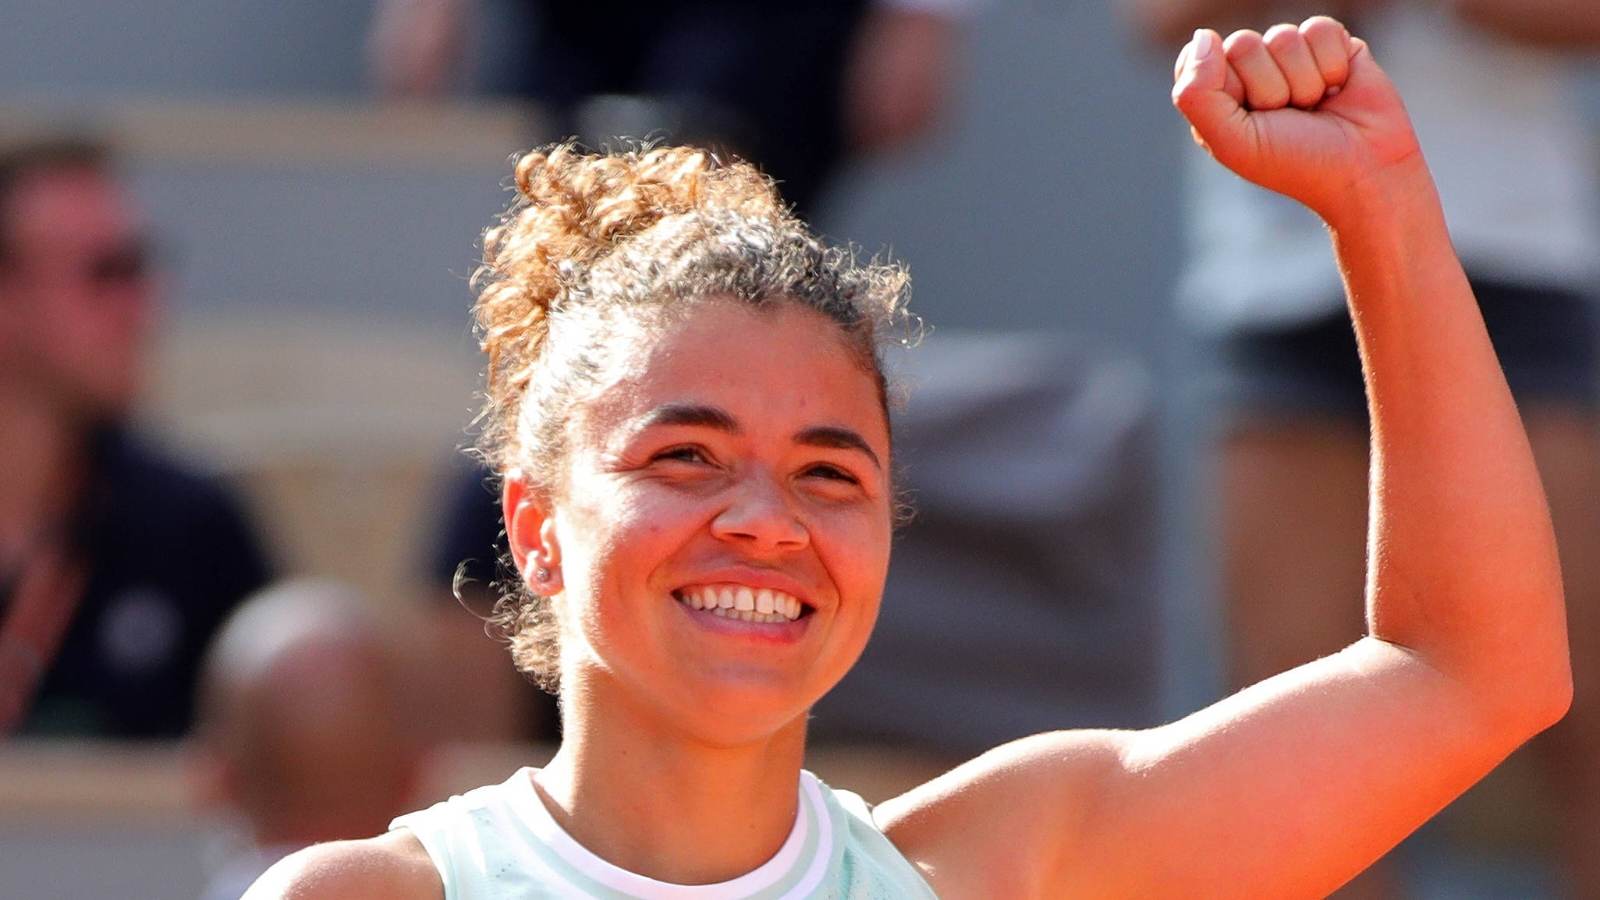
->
[677,584,806,622]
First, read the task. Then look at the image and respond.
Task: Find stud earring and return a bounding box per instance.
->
[535,566,551,582]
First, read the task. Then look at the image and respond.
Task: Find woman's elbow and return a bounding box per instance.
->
[1518,592,1573,734]
[1531,655,1574,732]
[1483,633,1573,740]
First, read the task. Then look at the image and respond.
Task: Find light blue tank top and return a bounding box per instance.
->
[389,768,939,899]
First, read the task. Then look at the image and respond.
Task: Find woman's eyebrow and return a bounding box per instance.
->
[635,403,741,434]
[795,426,882,470]
[631,404,880,469]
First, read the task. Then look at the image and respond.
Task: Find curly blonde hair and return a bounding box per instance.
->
[470,142,913,690]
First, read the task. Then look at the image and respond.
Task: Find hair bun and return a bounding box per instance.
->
[473,142,784,452]
[465,141,912,690]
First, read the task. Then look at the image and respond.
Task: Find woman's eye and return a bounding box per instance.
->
[804,464,859,484]
[653,446,710,465]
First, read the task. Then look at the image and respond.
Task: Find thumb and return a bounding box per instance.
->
[1171,29,1243,148]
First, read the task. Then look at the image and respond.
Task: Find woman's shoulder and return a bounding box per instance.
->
[241,830,442,900]
[872,730,1131,899]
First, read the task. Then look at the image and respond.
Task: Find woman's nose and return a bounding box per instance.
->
[710,473,810,553]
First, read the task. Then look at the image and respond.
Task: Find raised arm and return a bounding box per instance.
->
[880,18,1571,898]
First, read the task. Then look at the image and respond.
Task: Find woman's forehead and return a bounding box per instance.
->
[576,301,888,446]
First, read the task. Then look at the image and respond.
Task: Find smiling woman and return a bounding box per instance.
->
[248,17,1573,899]
[468,143,911,697]
[500,299,898,756]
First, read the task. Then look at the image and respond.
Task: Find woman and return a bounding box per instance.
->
[248,17,1571,898]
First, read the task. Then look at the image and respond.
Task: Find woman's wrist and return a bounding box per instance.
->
[1317,153,1441,238]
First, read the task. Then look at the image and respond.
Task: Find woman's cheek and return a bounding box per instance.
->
[834,495,893,548]
[818,505,893,595]
[616,483,708,543]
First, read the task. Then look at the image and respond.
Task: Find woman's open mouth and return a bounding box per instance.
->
[673,583,809,624]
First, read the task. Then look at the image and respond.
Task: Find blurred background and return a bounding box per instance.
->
[0,1,1596,897]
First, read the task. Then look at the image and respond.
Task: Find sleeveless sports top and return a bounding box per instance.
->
[389,768,939,899]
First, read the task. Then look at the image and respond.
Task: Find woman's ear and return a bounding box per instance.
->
[503,472,563,594]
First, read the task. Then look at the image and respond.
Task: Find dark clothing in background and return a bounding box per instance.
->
[1209,278,1599,418]
[499,0,870,215]
[430,465,504,601]
[14,428,272,738]
[428,464,563,737]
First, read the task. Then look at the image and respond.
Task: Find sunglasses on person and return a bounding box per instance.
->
[0,234,161,287]
[83,235,160,287]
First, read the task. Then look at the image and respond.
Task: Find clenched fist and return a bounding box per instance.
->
[1172,17,1424,223]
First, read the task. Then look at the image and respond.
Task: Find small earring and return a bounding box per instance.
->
[535,567,551,583]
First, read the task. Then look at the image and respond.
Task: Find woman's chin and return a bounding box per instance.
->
[659,672,818,747]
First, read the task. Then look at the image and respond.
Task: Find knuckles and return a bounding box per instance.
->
[1222,28,1263,58]
[1262,23,1301,46]
[1300,15,1350,40]
[1167,14,1358,119]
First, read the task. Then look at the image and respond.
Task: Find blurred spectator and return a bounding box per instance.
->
[366,0,969,215]
[0,134,273,739]
[1121,2,1600,895]
[192,579,425,900]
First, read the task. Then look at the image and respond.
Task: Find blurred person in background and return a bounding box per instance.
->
[0,134,273,739]
[1120,1,1600,895]
[192,578,426,900]
[367,0,969,216]
[371,0,975,744]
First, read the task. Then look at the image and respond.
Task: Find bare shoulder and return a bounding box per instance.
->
[874,729,1133,900]
[242,830,442,900]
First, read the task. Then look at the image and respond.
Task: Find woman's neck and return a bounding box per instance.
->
[533,673,809,886]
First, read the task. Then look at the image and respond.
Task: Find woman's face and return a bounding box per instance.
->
[526,299,893,744]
